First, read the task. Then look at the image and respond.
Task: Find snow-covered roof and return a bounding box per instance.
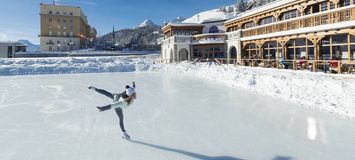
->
[162,23,204,31]
[168,23,204,27]
[226,0,297,24]
[183,9,236,24]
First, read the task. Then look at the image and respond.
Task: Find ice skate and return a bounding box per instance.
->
[88,86,96,90]
[122,132,131,140]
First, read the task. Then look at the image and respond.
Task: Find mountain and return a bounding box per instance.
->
[94,22,162,51]
[136,19,158,28]
[171,16,186,23]
[17,40,40,52]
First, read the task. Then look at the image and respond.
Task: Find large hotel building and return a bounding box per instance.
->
[39,3,96,52]
[161,0,355,73]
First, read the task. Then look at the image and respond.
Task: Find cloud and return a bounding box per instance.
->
[0,32,7,41]
[0,29,39,44]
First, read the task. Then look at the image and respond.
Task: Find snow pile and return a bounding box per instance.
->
[156,62,355,118]
[0,55,160,76]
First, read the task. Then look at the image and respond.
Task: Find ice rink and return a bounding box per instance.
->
[0,72,354,160]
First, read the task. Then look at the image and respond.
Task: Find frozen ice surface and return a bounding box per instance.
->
[0,73,354,160]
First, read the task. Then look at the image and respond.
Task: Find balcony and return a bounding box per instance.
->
[242,5,355,37]
[162,35,192,45]
[192,33,226,45]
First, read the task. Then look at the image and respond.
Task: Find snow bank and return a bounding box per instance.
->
[1,56,354,118]
[155,62,355,119]
[0,56,159,76]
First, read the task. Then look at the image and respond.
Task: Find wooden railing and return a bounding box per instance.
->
[158,58,355,74]
[242,7,354,37]
[192,34,226,44]
[241,59,355,74]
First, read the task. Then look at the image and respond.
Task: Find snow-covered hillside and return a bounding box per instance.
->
[17,39,40,52]
[0,56,354,119]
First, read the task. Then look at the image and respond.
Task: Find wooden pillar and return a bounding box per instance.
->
[348,34,351,63]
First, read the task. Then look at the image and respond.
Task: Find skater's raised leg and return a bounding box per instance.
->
[89,86,114,100]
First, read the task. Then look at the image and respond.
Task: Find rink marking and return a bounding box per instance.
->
[307,117,317,140]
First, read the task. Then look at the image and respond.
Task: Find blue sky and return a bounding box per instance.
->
[0,0,234,44]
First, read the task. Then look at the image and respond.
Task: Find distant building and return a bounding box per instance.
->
[0,42,27,58]
[39,3,96,52]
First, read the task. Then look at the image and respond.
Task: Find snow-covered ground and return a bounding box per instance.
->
[1,73,355,160]
[159,62,355,119]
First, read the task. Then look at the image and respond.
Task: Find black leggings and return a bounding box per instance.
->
[94,88,126,132]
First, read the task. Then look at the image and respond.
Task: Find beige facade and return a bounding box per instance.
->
[39,3,96,52]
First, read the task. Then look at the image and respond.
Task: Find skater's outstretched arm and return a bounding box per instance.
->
[132,81,136,88]
[89,86,114,100]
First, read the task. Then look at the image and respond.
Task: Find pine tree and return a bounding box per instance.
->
[236,0,247,12]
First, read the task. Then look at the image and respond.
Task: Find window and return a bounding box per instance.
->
[263,41,280,60]
[57,40,60,44]
[282,10,300,20]
[321,2,327,12]
[313,3,320,13]
[49,11,53,14]
[57,32,61,36]
[286,38,314,60]
[259,16,275,25]
[209,26,219,33]
[63,12,67,15]
[57,24,61,29]
[49,18,52,22]
[49,31,52,36]
[339,0,350,7]
[330,2,335,9]
[49,46,52,51]
[70,32,73,37]
[63,32,67,36]
[243,21,255,29]
[56,11,60,15]
[70,12,73,16]
[57,19,60,23]
[244,43,259,59]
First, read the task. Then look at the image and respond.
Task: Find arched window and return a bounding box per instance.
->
[262,41,281,60]
[286,38,314,60]
[209,26,219,33]
[244,43,259,59]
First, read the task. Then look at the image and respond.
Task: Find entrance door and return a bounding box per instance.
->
[7,46,13,58]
